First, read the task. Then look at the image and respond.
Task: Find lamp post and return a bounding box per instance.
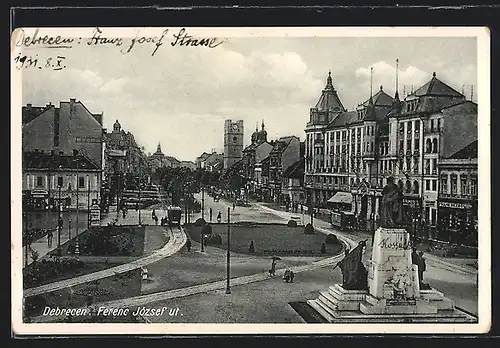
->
[201,185,205,221]
[138,161,142,226]
[58,184,62,251]
[226,206,231,294]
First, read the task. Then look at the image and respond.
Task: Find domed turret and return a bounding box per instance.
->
[113,119,121,133]
[257,120,267,143]
[251,123,259,144]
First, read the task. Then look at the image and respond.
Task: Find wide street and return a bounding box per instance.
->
[24,189,478,323]
[191,192,479,316]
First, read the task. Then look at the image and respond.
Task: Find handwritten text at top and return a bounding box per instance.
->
[14,28,226,56]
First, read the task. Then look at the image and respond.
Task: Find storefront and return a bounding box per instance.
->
[23,189,49,211]
[437,199,478,246]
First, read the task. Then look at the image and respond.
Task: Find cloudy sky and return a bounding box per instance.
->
[21,31,477,162]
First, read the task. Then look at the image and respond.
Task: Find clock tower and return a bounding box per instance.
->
[223,119,244,169]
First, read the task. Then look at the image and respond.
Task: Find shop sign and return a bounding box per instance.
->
[438,201,472,209]
[403,198,419,207]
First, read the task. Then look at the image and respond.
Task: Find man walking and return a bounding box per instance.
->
[186,239,192,252]
[47,229,53,247]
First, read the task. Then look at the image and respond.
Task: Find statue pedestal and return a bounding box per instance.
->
[304,227,476,323]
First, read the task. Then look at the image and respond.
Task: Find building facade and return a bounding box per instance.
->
[22,150,101,212]
[223,119,244,169]
[437,140,478,246]
[23,99,105,168]
[268,135,302,203]
[304,70,477,240]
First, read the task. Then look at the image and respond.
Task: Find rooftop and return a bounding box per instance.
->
[23,151,100,171]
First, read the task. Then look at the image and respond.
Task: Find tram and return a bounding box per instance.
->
[166,206,182,227]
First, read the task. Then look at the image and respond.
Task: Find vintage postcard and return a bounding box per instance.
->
[11,26,490,335]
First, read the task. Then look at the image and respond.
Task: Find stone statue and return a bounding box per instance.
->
[336,240,368,290]
[380,176,404,228]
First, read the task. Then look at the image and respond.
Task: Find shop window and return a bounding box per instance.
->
[36,176,43,187]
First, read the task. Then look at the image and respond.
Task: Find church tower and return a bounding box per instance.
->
[223,119,244,169]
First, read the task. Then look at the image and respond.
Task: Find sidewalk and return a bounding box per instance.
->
[24,225,186,298]
[255,203,477,276]
[22,207,118,268]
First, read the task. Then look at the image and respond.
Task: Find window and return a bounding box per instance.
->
[233,136,238,143]
[425,159,430,175]
[36,176,43,187]
[471,176,477,196]
[406,157,411,171]
[437,118,442,132]
[407,122,413,134]
[432,138,438,153]
[451,174,458,194]
[432,180,437,191]
[57,176,63,187]
[406,138,412,151]
[413,181,419,194]
[431,159,437,174]
[414,137,419,150]
[414,158,419,174]
[440,175,448,193]
[460,175,468,195]
[78,177,85,189]
[430,119,435,132]
[425,139,432,153]
[399,139,404,152]
[405,180,411,193]
[426,180,430,191]
[415,120,420,132]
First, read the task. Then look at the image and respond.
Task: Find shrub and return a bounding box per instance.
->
[287,219,298,227]
[325,233,339,245]
[321,243,327,254]
[304,223,315,235]
[205,233,222,246]
[195,218,206,227]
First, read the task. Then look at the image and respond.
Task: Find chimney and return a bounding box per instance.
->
[47,102,52,107]
[27,103,32,108]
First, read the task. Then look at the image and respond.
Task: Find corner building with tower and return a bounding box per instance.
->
[304,65,477,243]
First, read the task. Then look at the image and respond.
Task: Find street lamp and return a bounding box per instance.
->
[226,206,231,294]
[57,183,62,252]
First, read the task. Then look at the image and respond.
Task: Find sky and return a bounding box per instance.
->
[21,31,477,162]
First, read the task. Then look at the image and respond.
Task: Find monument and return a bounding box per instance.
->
[305,177,477,323]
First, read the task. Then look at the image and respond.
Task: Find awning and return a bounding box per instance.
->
[327,192,353,204]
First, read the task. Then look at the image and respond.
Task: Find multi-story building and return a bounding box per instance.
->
[387,72,477,239]
[304,72,393,222]
[268,135,301,203]
[254,156,271,202]
[22,150,101,212]
[223,119,244,169]
[22,99,105,169]
[437,140,477,246]
[180,161,197,171]
[281,157,305,209]
[196,151,224,172]
[242,122,274,196]
[304,70,477,239]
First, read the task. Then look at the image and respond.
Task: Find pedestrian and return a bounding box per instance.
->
[152,209,156,220]
[153,215,158,225]
[209,208,213,221]
[217,211,222,223]
[417,251,426,287]
[186,239,192,252]
[233,202,235,211]
[47,230,53,247]
[122,208,126,219]
[411,247,419,265]
[269,259,277,276]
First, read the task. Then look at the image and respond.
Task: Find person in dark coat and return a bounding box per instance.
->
[186,239,192,252]
[47,230,53,247]
[417,251,427,287]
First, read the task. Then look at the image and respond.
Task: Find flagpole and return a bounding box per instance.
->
[226,206,231,294]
